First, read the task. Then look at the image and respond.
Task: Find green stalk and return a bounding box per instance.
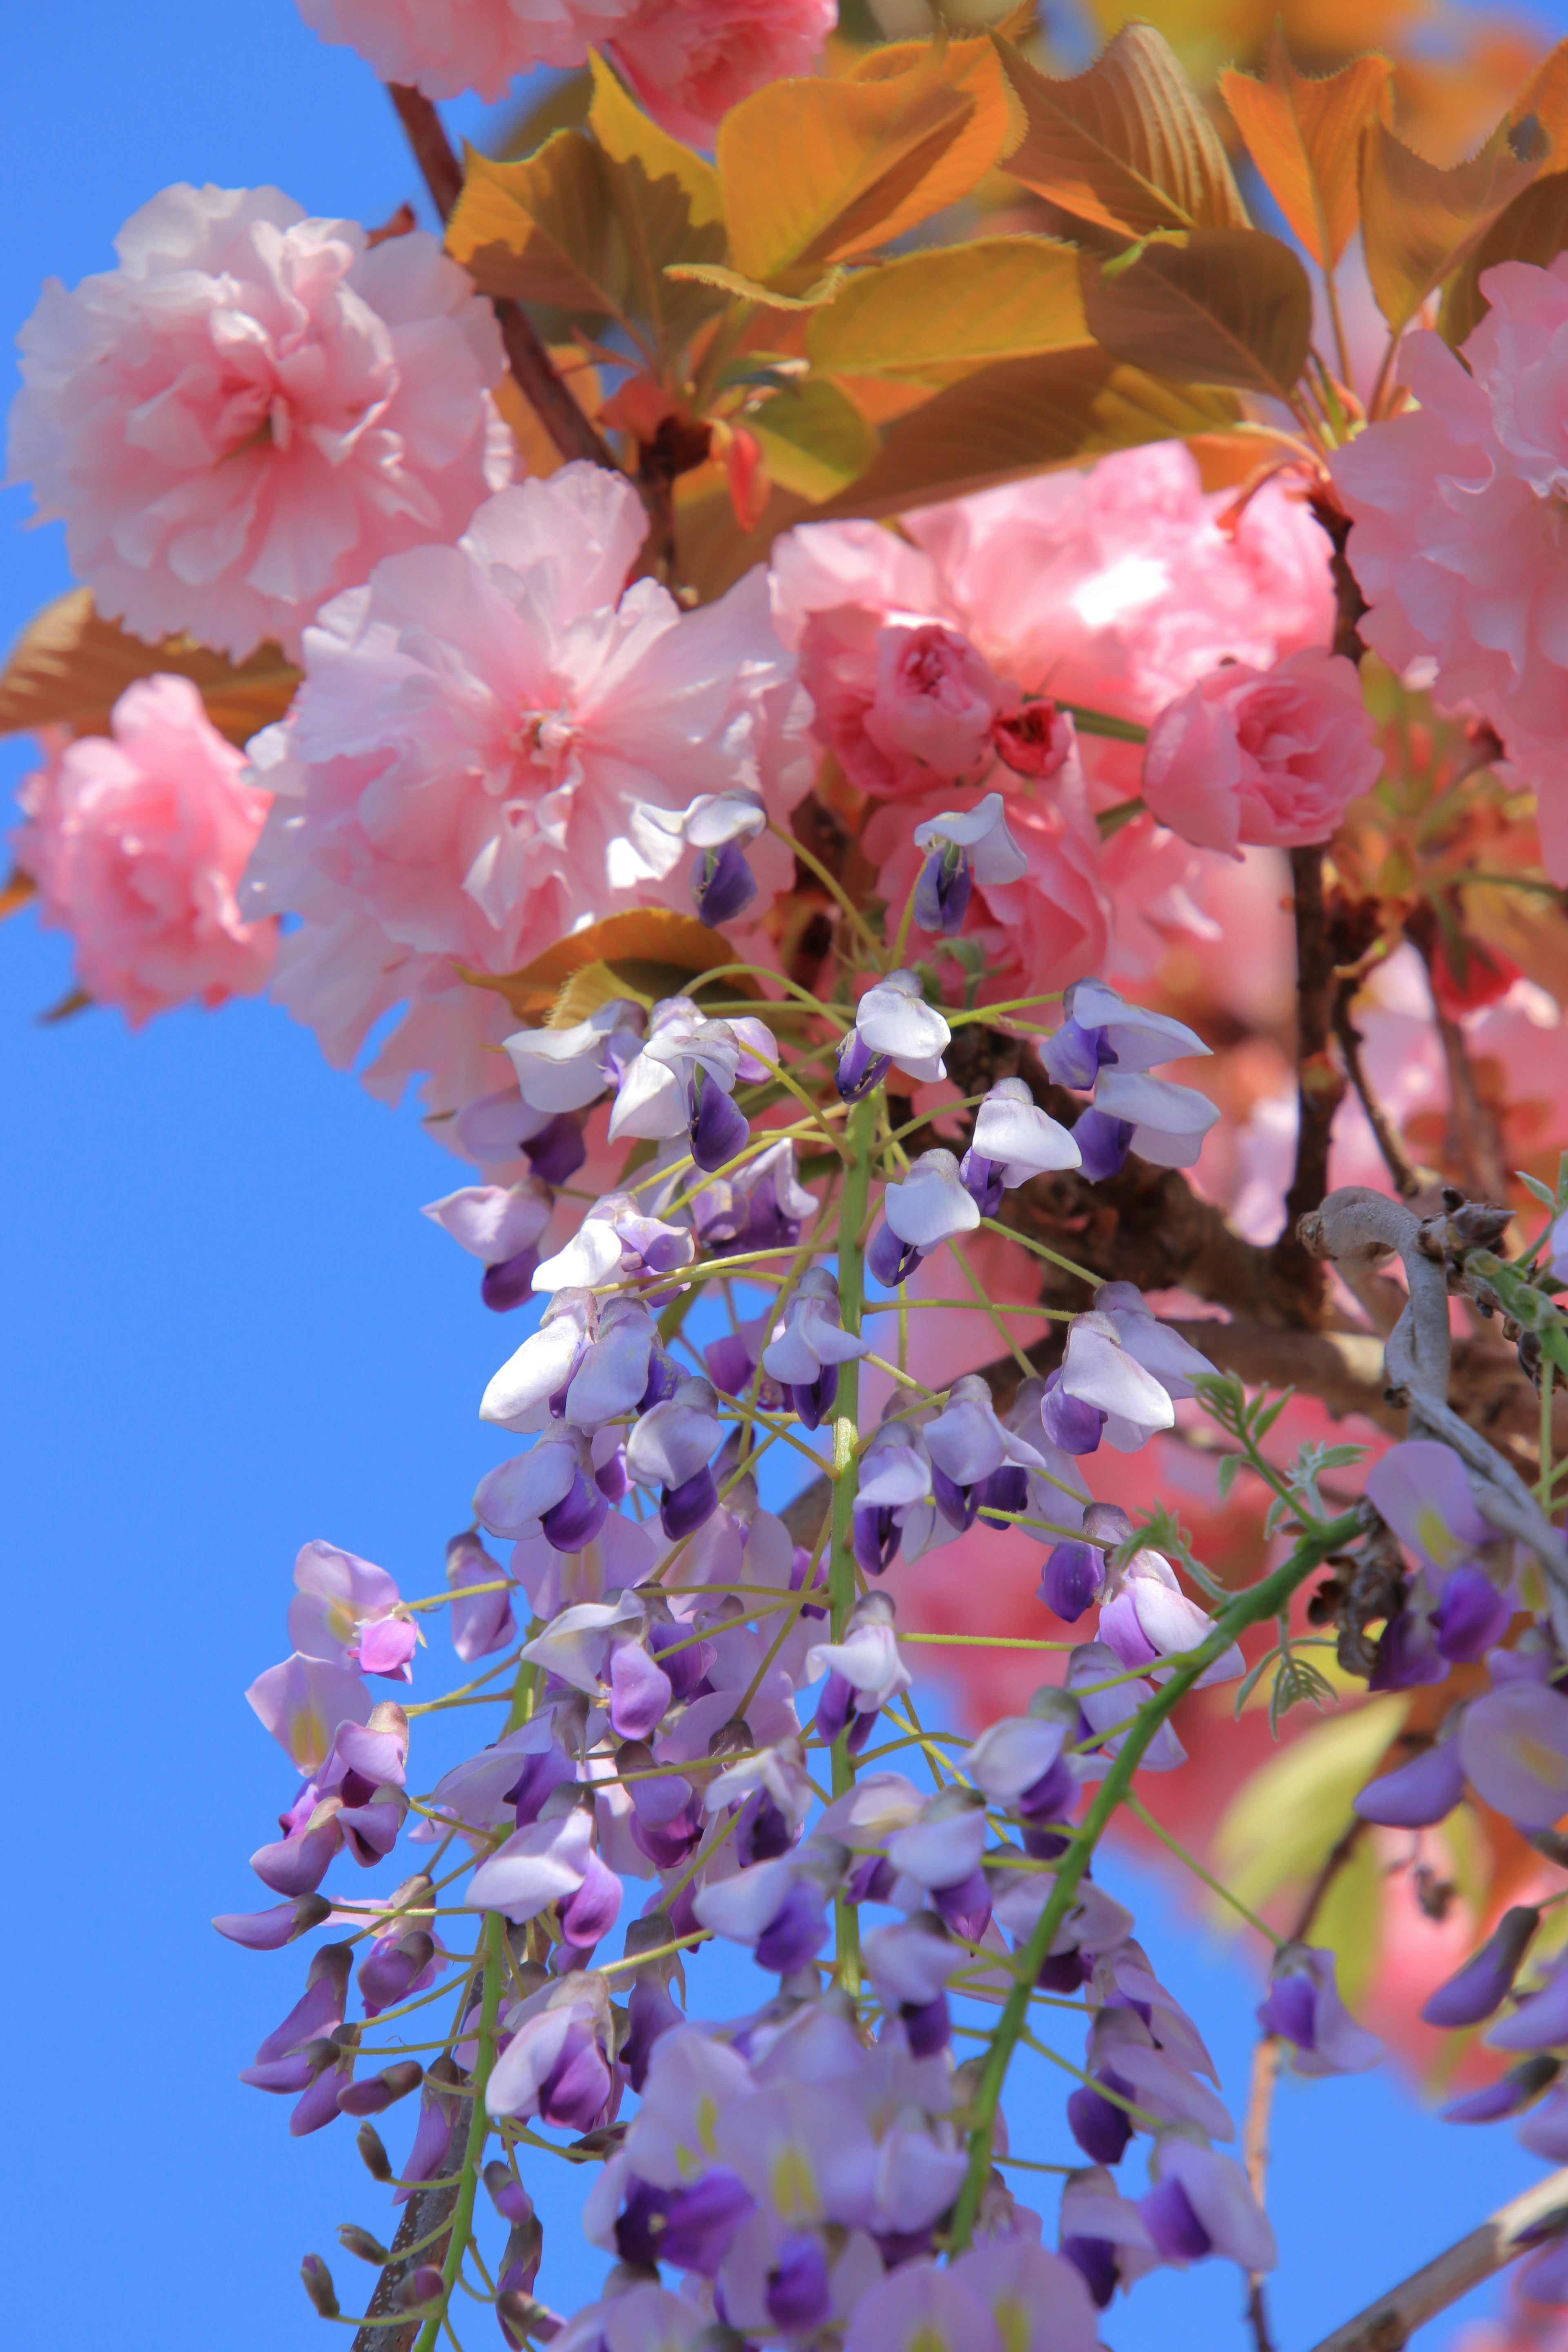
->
[828,1091,878,1997]
[945,1508,1359,2252]
[413,1908,506,2352]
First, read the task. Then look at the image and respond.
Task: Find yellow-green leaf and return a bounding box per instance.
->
[748,378,881,502]
[0,588,299,748]
[586,54,728,351]
[664,261,846,312]
[1220,32,1393,271]
[445,136,623,317]
[1361,116,1547,337]
[1081,227,1313,397]
[464,908,761,1022]
[718,55,985,289]
[1211,1696,1408,1924]
[806,235,1087,381]
[808,344,1241,518]
[996,23,1250,241]
[1441,169,1568,347]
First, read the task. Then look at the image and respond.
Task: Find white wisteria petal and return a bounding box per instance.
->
[884,1148,982,1247]
[971,1080,1080,1181]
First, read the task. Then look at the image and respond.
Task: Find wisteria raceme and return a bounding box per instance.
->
[23,5,1568,2345]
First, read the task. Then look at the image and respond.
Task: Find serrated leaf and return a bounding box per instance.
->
[445,135,624,317]
[996,24,1249,241]
[1440,170,1568,348]
[804,345,1239,518]
[806,234,1087,382]
[586,55,728,351]
[1081,228,1312,397]
[464,908,762,1023]
[748,377,881,502]
[0,588,298,747]
[664,261,845,311]
[1220,34,1393,270]
[719,49,999,290]
[1360,116,1546,338]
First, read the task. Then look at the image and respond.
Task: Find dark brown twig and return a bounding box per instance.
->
[1304,2165,1568,2352]
[1272,842,1346,1321]
[386,83,621,477]
[351,2066,470,2352]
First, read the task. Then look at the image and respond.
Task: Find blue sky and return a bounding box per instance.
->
[0,6,1561,2348]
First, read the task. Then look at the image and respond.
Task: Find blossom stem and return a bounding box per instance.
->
[766,821,885,963]
[1058,703,1148,743]
[946,1509,1359,2254]
[1124,1792,1285,1947]
[827,1093,878,1995]
[978,1214,1098,1289]
[411,1911,505,2352]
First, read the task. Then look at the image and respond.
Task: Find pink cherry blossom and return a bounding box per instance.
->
[11,675,276,1027]
[1331,256,1568,876]
[7,184,508,662]
[1142,649,1382,854]
[242,462,804,1119]
[296,0,832,130]
[798,609,1010,797]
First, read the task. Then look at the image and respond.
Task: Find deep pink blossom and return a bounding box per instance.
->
[12,675,276,1026]
[8,185,508,661]
[1142,650,1381,855]
[611,0,837,146]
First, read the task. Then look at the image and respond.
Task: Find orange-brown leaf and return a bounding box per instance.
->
[996,23,1250,241]
[464,908,762,1022]
[1081,228,1314,399]
[0,589,299,748]
[0,866,36,924]
[1360,116,1547,335]
[1220,33,1393,269]
[1441,171,1568,348]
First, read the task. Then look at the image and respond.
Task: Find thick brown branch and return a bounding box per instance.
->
[386,83,621,477]
[1272,843,1345,1321]
[350,2066,469,2352]
[1305,2165,1568,2352]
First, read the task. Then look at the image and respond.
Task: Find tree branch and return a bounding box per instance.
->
[351,2062,469,2352]
[386,83,621,477]
[1272,842,1345,1322]
[1305,2165,1568,2352]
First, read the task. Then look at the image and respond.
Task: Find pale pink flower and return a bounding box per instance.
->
[12,675,276,1027]
[296,0,833,130]
[1332,256,1568,878]
[243,462,803,1118]
[610,0,837,148]
[1141,649,1382,855]
[7,185,508,662]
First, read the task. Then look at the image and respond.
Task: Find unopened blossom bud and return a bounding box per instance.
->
[300,2254,339,2318]
[212,1893,333,1951]
[1040,1540,1105,1623]
[1257,1944,1383,2074]
[396,2264,445,2308]
[445,1530,516,1664]
[1443,2054,1560,2123]
[356,2123,392,2182]
[993,697,1072,778]
[1424,1906,1541,2028]
[1354,1734,1465,1827]
[485,2160,535,2227]
[337,2223,392,2266]
[339,2060,425,2117]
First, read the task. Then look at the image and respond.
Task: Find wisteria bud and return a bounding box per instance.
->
[299,2254,339,2319]
[395,2263,446,2309]
[336,2223,392,2266]
[338,2059,425,2117]
[355,2122,392,2181]
[498,2290,562,2345]
[484,2159,535,2227]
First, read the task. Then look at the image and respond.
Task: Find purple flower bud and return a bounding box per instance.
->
[755,1878,829,1975]
[482,1247,541,1312]
[1040,1540,1105,1623]
[786,1365,839,1431]
[1435,1568,1513,1663]
[913,840,973,937]
[559,1848,624,1949]
[213,1894,333,1951]
[1040,1370,1106,1456]
[292,2052,354,2135]
[338,2060,425,2116]
[693,838,759,926]
[357,1932,436,2013]
[1424,1907,1541,2028]
[300,2255,339,2319]
[1073,1107,1134,1183]
[485,2161,535,2230]
[1354,1736,1466,1827]
[397,2264,445,2309]
[691,1076,749,1173]
[1062,2236,1118,2310]
[607,1642,674,1742]
[1369,1608,1448,1691]
[250,1815,344,1897]
[1140,2175,1212,2261]
[357,2123,392,2181]
[978,1463,1029,1530]
[902,1993,951,2056]
[541,1469,609,1553]
[868,1219,924,1288]
[1442,2055,1560,2122]
[959,1147,1006,1217]
[855,1501,902,1576]
[338,2223,392,2266]
[1068,2079,1134,2166]
[835,1029,891,1104]
[524,1113,587,1187]
[624,1972,685,2092]
[661,1465,718,1541]
[1044,1017,1116,1091]
[767,2234,832,2331]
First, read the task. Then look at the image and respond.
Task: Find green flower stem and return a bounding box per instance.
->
[412,1908,506,2352]
[946,1507,1360,2253]
[829,1091,878,1997]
